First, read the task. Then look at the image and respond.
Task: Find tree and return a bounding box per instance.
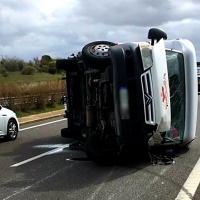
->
[40,55,52,66]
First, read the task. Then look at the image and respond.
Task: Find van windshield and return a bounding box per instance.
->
[165,50,185,141]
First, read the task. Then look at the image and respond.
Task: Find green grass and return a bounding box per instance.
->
[15,104,64,118]
[0,71,65,83]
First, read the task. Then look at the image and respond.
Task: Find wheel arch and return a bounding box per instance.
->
[8,117,19,131]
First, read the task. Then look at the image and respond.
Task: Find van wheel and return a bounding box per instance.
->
[82,41,116,69]
[85,132,118,164]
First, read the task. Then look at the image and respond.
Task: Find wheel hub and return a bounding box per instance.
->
[89,44,110,57]
[9,122,17,138]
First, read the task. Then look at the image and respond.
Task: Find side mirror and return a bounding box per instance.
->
[0,105,2,110]
[148,28,167,45]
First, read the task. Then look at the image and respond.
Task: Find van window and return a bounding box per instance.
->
[165,50,185,141]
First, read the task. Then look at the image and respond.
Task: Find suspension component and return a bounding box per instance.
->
[86,105,97,127]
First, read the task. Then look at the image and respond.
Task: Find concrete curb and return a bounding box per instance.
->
[18,109,65,125]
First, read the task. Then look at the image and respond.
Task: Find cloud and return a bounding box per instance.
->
[0,0,200,60]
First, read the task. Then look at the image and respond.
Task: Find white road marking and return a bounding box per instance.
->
[175,157,200,199]
[3,186,32,200]
[20,118,66,131]
[10,144,70,167]
[150,167,168,185]
[135,166,169,199]
[4,165,73,200]
[66,158,74,161]
[87,167,115,200]
[34,144,67,148]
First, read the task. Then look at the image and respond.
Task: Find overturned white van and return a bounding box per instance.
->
[57,28,198,164]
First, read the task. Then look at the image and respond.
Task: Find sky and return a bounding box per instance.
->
[0,0,200,61]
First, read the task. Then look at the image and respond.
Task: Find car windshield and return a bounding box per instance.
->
[165,50,185,141]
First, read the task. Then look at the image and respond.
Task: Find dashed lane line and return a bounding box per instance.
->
[175,156,200,199]
[20,118,66,131]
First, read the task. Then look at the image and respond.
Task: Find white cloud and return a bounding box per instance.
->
[0,0,200,60]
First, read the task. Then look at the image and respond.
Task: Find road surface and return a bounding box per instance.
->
[0,99,200,200]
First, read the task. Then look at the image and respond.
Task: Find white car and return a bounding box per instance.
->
[197,66,200,93]
[0,105,19,140]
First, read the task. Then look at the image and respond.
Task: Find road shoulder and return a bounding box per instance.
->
[18,109,65,125]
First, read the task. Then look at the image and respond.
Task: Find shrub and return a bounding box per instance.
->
[48,67,57,74]
[1,57,25,71]
[35,65,42,73]
[17,60,25,71]
[41,65,49,73]
[33,57,40,67]
[2,71,9,77]
[4,60,18,71]
[0,67,8,77]
[49,61,56,68]
[21,66,36,75]
[34,94,47,109]
[0,67,4,73]
[18,95,35,111]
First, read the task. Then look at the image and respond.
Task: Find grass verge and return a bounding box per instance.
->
[0,72,65,83]
[15,104,64,118]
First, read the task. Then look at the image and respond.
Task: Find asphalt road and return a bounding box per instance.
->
[0,99,200,200]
